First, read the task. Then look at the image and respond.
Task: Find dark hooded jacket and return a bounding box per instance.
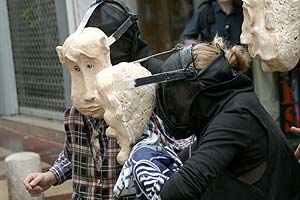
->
[157,53,300,200]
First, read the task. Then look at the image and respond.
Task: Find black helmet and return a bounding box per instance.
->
[84,0,149,65]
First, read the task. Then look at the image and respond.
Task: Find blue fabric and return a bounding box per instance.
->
[114,114,184,200]
[115,143,182,200]
[132,145,182,200]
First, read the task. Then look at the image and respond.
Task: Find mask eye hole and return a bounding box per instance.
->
[74,65,80,72]
[87,63,93,69]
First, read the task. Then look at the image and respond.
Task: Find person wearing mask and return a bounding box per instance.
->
[23,1,163,199]
[152,37,300,199]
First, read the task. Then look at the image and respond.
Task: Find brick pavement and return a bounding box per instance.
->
[0,125,72,199]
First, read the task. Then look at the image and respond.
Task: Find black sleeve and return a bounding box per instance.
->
[141,58,163,74]
[180,6,206,40]
[160,111,255,200]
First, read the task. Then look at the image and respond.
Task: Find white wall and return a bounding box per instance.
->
[0,0,18,115]
[122,0,138,13]
[65,0,95,34]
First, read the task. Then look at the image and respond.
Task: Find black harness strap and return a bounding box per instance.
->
[77,0,138,47]
[107,14,138,46]
[131,45,198,88]
[133,44,183,64]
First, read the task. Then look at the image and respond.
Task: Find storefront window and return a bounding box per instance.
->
[137,0,194,58]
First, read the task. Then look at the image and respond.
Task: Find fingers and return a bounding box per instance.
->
[23,173,44,196]
[29,186,43,197]
[289,127,300,160]
[29,174,43,187]
[290,127,300,135]
[24,175,35,190]
[295,144,300,160]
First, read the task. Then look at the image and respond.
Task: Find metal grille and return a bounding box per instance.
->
[7,0,65,113]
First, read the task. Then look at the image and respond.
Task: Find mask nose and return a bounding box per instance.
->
[84,94,95,102]
[82,74,96,102]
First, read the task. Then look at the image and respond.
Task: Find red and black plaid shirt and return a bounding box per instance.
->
[49,107,136,200]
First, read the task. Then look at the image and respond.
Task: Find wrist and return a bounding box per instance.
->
[45,171,58,186]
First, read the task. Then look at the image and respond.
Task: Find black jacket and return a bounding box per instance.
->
[159,55,300,200]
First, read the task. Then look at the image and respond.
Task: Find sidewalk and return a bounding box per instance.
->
[0,124,73,199]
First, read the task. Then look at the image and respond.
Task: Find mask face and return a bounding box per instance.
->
[94,62,156,164]
[56,27,111,119]
[241,0,300,71]
[67,55,107,118]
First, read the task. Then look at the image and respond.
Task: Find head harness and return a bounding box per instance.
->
[76,0,137,47]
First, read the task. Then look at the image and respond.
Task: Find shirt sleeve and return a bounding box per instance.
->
[180,6,206,40]
[160,111,255,200]
[48,143,72,185]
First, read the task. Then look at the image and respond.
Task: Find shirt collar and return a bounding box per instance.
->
[215,1,239,15]
[215,1,223,13]
[85,116,107,133]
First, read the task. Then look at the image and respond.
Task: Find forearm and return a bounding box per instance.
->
[161,135,244,198]
[49,150,72,185]
[160,165,200,200]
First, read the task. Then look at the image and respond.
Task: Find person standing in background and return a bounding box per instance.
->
[180,0,243,45]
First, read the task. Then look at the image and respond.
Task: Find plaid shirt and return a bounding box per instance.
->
[49,107,192,199]
[49,107,136,200]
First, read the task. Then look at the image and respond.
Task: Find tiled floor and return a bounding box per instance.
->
[0,125,73,199]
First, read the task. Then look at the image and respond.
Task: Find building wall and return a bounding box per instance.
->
[122,0,138,13]
[0,0,18,115]
[65,0,94,34]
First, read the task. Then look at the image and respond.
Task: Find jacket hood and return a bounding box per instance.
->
[157,52,253,139]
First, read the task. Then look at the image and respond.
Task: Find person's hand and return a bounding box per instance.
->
[294,144,300,160]
[290,127,300,160]
[291,126,300,135]
[23,171,57,197]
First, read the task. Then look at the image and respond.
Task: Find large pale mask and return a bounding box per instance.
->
[241,0,300,72]
[56,27,111,118]
[94,62,156,164]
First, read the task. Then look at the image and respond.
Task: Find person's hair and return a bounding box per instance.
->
[192,36,250,71]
